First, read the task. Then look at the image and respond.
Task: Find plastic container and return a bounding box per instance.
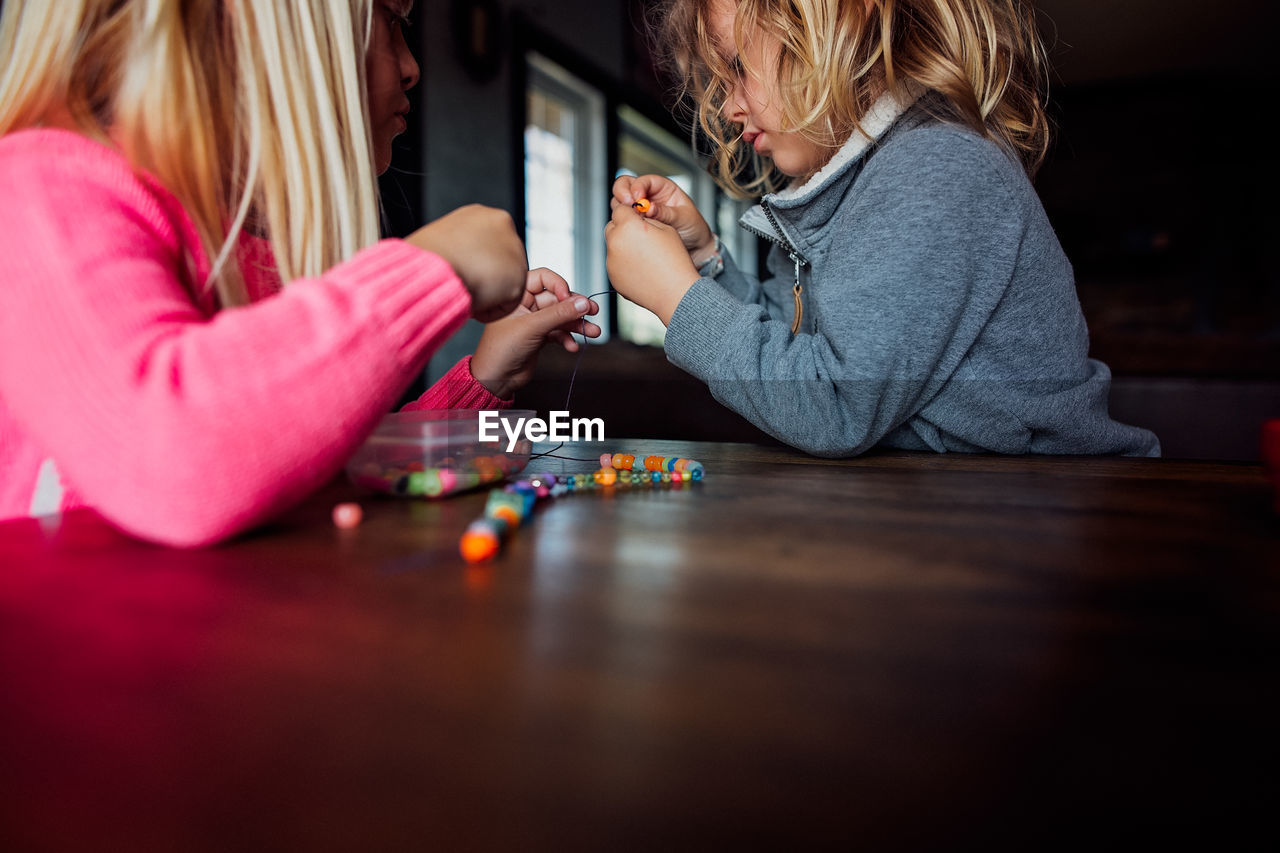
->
[345,409,534,498]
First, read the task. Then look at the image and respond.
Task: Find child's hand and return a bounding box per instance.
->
[470,268,601,400]
[406,204,528,322]
[612,174,717,267]
[604,203,701,325]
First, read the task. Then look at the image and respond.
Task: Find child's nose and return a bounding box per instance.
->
[400,45,420,91]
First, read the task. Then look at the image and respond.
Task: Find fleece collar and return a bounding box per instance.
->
[773,87,921,204]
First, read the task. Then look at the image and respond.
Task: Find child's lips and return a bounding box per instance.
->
[742,130,765,154]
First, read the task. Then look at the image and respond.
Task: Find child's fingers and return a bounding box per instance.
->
[530,290,560,311]
[611,175,638,205]
[612,174,664,207]
[546,329,577,352]
[525,266,571,302]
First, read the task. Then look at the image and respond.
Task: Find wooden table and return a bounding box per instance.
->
[1,440,1277,850]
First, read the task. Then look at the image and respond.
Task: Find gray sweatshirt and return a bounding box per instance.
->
[664,96,1160,457]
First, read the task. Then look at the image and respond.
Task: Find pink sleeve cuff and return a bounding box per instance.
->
[402,355,511,412]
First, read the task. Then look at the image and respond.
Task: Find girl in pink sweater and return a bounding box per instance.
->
[0,0,600,546]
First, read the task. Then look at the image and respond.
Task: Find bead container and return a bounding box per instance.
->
[346,409,534,499]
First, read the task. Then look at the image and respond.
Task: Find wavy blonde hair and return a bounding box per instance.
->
[0,0,381,308]
[658,0,1051,197]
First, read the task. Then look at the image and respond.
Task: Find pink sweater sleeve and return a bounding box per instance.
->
[404,355,512,412]
[0,131,472,546]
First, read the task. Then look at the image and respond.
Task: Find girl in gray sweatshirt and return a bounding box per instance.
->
[603,0,1159,457]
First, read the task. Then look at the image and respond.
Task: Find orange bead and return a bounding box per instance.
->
[600,467,618,486]
[460,527,500,563]
[632,198,652,214]
[490,505,521,528]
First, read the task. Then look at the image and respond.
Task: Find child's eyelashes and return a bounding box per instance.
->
[381,3,412,33]
[718,53,744,78]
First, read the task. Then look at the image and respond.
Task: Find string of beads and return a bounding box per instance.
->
[459,453,705,563]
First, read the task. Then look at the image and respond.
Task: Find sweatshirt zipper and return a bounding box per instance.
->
[740,200,810,335]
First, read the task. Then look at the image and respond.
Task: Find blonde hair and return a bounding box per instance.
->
[0,0,382,308]
[658,0,1051,197]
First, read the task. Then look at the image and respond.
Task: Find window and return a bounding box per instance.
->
[524,53,610,339]
[523,52,756,347]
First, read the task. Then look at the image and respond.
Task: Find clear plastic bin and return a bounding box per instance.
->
[345,409,533,498]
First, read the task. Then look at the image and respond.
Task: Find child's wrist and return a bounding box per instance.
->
[690,235,724,279]
[656,269,702,327]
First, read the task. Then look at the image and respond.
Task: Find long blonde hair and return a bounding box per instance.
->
[0,0,382,308]
[658,0,1051,197]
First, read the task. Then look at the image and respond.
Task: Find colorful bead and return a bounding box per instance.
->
[672,471,683,483]
[600,453,614,469]
[632,197,652,214]
[487,489,532,525]
[599,467,618,486]
[460,520,501,563]
[437,468,458,493]
[332,502,363,529]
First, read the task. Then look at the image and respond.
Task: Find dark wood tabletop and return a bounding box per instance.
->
[1,440,1277,850]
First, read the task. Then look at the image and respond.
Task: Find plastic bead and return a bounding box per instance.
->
[600,453,614,469]
[600,468,618,486]
[332,502,363,529]
[487,490,532,525]
[460,520,501,563]
[672,471,683,483]
[437,468,457,494]
[632,197,652,214]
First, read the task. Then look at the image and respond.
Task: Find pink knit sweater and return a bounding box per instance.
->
[0,128,507,546]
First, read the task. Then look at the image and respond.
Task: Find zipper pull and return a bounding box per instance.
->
[789,253,803,335]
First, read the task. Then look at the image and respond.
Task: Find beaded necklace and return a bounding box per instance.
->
[459,452,706,563]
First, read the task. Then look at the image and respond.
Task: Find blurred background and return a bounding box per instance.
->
[390,0,1276,459]
[9,0,1271,458]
